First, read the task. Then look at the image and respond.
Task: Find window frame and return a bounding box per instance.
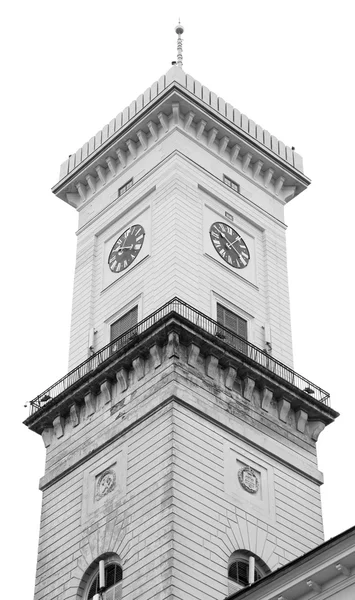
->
[223,174,240,193]
[82,556,123,600]
[227,551,270,594]
[105,295,142,346]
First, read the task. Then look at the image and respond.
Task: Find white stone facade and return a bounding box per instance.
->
[67,129,295,371]
[26,64,340,600]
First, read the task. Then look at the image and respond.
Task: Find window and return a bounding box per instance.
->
[228,558,261,586]
[216,303,247,354]
[87,562,122,600]
[223,174,240,193]
[228,551,270,595]
[110,306,138,353]
[118,178,133,197]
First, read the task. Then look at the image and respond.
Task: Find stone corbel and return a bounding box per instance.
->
[167,332,180,359]
[224,366,237,390]
[275,176,285,196]
[76,182,87,202]
[230,144,241,163]
[95,165,106,185]
[307,580,321,593]
[53,415,65,439]
[137,130,148,151]
[307,420,326,441]
[295,409,308,433]
[243,376,255,401]
[205,355,219,379]
[184,111,195,131]
[252,160,263,180]
[106,156,117,176]
[84,391,95,417]
[261,387,273,412]
[126,139,137,160]
[100,380,112,405]
[219,136,229,154]
[187,343,200,367]
[148,120,159,141]
[242,152,253,172]
[41,427,53,448]
[196,119,207,140]
[116,148,127,168]
[172,102,180,124]
[335,563,350,577]
[116,367,129,393]
[264,168,274,188]
[150,344,162,369]
[132,356,145,381]
[278,398,291,423]
[70,403,80,427]
[207,127,218,147]
[86,175,96,194]
[158,112,169,133]
[283,185,297,202]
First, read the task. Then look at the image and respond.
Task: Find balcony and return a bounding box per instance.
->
[26,298,331,424]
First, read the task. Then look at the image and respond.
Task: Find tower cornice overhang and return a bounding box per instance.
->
[24,299,337,442]
[52,82,311,208]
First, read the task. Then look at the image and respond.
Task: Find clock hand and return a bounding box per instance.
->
[116,244,134,252]
[220,232,242,256]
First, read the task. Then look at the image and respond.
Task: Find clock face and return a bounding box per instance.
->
[209,221,250,269]
[108,224,145,273]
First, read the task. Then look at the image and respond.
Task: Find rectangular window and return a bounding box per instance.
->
[216,303,247,354]
[110,306,138,352]
[223,175,240,193]
[118,178,133,197]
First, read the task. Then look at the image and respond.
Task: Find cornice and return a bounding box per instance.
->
[52,79,310,209]
[25,312,337,447]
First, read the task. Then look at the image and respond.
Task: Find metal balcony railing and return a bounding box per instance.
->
[28,297,330,415]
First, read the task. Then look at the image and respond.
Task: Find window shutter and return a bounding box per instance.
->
[216,304,247,353]
[111,307,138,342]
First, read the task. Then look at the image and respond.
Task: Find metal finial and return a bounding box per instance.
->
[175,20,184,68]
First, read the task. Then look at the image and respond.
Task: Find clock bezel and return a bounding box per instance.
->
[209,221,250,269]
[108,223,145,274]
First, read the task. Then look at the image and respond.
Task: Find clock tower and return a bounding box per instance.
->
[25,26,338,600]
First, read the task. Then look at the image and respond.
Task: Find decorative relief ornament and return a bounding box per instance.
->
[96,469,116,499]
[238,466,259,494]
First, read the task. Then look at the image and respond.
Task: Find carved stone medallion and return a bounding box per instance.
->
[96,469,116,500]
[238,466,259,494]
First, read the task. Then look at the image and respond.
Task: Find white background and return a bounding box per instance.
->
[2,1,354,597]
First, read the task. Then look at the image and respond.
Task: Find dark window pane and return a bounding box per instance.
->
[228,560,249,586]
[88,575,98,599]
[106,563,116,588]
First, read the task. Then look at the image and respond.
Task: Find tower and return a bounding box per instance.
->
[25,27,338,600]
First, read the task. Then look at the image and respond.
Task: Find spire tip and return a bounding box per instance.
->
[175,21,184,67]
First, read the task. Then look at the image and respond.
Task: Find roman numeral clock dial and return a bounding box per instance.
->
[108,224,145,273]
[210,222,250,269]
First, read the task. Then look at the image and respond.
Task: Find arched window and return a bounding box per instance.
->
[83,557,122,600]
[228,551,270,594]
